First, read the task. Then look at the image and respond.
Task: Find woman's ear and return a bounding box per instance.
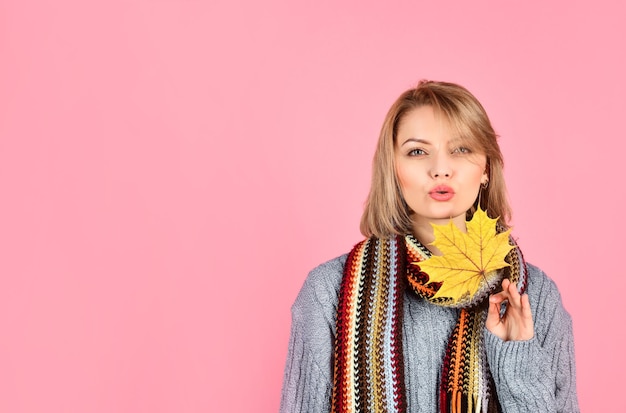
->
[481,171,489,185]
[482,163,490,184]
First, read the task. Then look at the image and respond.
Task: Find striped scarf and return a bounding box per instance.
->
[331,234,527,413]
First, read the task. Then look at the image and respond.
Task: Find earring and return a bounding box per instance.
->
[481,180,489,189]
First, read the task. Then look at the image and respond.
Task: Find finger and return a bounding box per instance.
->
[506,280,530,314]
[501,278,511,291]
[489,279,512,304]
[506,278,521,301]
[520,293,533,319]
[486,300,503,328]
[489,290,509,305]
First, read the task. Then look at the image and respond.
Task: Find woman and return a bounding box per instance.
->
[280,81,578,412]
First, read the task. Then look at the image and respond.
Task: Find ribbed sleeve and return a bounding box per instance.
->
[279,257,345,413]
[280,324,332,412]
[484,266,579,413]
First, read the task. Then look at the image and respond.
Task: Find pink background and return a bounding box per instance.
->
[1,1,623,411]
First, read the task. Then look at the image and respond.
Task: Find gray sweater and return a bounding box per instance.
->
[280,254,579,412]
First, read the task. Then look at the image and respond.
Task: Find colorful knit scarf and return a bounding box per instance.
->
[331,234,527,413]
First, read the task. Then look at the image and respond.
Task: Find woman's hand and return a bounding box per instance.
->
[486,278,534,341]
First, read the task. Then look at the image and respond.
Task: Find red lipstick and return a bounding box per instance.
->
[429,185,454,201]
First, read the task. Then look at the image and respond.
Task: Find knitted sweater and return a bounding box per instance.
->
[280,254,579,413]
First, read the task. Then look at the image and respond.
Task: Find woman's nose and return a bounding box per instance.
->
[430,153,452,178]
[432,170,450,178]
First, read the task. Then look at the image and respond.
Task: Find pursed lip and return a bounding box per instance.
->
[429,185,455,195]
[429,185,455,201]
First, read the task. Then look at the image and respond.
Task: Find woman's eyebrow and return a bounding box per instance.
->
[400,137,430,147]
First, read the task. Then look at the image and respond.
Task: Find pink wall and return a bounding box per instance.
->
[1,1,623,411]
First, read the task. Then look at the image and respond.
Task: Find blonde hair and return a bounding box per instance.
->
[360,80,511,238]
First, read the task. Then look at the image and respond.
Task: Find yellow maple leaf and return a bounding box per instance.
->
[419,207,514,304]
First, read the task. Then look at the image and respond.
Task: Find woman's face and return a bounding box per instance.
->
[395,105,488,232]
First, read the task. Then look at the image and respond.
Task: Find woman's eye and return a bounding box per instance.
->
[452,147,471,154]
[408,148,426,156]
